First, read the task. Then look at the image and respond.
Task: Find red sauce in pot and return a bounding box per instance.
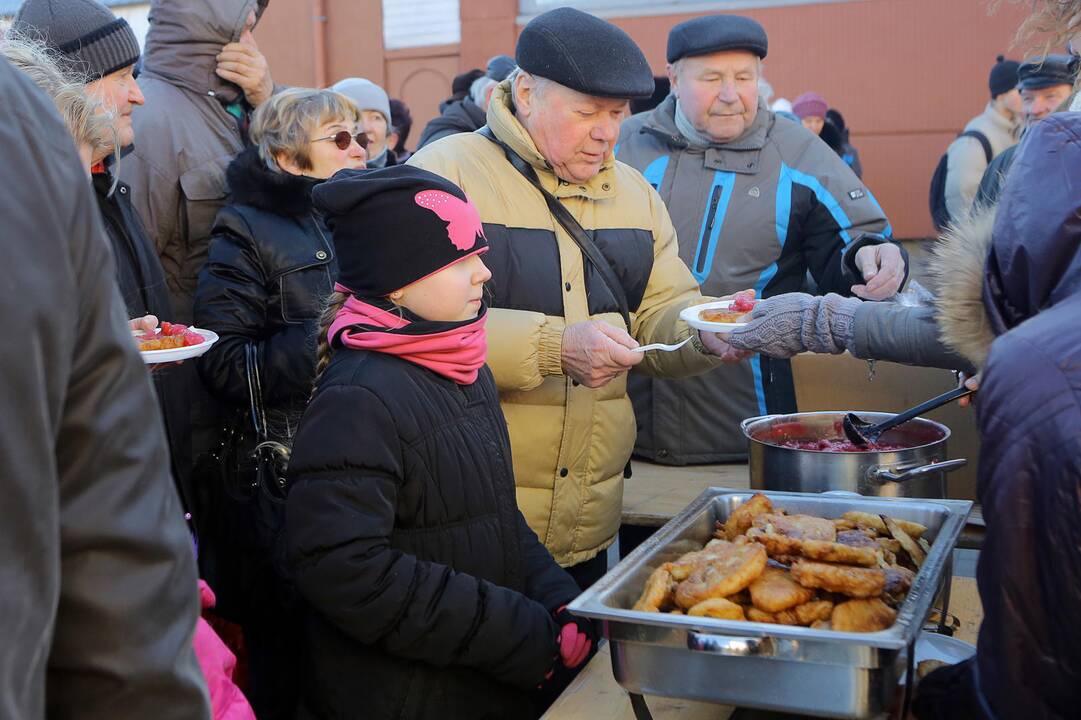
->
[776,438,909,453]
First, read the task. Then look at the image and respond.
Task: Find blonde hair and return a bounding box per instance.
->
[312,290,348,395]
[0,32,115,161]
[251,88,362,173]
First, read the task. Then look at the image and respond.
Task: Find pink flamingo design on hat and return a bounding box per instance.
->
[414,190,486,251]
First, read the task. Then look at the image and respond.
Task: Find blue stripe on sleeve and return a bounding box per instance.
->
[690,170,736,285]
[786,165,854,245]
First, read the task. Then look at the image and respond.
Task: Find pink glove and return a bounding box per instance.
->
[554,605,595,669]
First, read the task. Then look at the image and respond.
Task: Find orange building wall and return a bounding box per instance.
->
[258,0,1035,238]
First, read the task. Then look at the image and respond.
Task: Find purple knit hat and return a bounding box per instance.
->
[792,92,828,120]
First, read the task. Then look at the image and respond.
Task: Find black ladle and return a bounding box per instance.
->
[842,385,976,447]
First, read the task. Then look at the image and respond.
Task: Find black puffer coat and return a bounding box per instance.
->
[285,348,580,720]
[194,146,338,427]
[417,97,486,149]
[917,113,1081,720]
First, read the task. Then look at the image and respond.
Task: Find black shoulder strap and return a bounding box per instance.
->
[959,130,993,164]
[477,126,631,332]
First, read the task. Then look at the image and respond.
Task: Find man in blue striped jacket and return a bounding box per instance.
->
[617,14,907,464]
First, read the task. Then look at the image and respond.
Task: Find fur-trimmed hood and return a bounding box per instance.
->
[933,112,1081,370]
[932,205,997,369]
[226,145,321,217]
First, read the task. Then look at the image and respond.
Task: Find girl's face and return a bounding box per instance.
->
[390,254,492,322]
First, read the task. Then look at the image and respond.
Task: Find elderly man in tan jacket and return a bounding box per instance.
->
[410,7,742,587]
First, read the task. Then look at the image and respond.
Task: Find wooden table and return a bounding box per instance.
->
[544,576,984,720]
[622,460,748,527]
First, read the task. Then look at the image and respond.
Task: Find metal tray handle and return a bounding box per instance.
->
[874,458,968,484]
[687,632,772,656]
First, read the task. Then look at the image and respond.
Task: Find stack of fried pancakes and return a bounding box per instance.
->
[632,494,930,633]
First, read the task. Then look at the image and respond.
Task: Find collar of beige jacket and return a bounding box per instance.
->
[487,81,618,201]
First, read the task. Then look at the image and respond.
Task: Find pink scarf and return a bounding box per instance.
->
[329,290,488,385]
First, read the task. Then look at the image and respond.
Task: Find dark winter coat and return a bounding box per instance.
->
[0,57,208,720]
[285,348,580,720]
[924,113,1081,720]
[92,168,194,513]
[194,146,337,430]
[417,97,487,149]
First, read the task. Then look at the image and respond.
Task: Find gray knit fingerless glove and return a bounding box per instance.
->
[726,292,861,358]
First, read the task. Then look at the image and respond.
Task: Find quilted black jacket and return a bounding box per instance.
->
[285,348,580,719]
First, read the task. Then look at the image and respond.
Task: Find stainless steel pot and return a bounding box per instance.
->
[741,411,968,498]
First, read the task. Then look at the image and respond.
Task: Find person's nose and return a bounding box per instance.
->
[474,257,493,284]
[592,116,620,145]
[129,77,145,106]
[348,137,368,160]
[717,79,739,105]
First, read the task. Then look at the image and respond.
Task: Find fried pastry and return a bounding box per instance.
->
[747,599,834,626]
[882,515,927,568]
[633,563,674,612]
[842,511,926,539]
[748,528,877,567]
[674,541,767,609]
[749,567,815,612]
[687,597,746,620]
[722,492,773,540]
[752,513,836,542]
[831,598,897,632]
[790,560,886,598]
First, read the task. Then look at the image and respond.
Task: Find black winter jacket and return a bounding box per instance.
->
[285,349,579,720]
[93,168,195,510]
[194,147,338,430]
[417,97,486,149]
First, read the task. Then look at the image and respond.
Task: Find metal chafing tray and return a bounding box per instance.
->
[568,489,973,719]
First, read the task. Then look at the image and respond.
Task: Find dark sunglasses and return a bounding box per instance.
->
[313,130,369,151]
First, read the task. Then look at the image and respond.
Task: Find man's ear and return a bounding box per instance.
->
[666,63,680,100]
[515,73,535,118]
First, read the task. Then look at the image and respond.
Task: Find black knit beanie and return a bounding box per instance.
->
[313,166,488,297]
[989,55,1020,98]
[12,0,141,79]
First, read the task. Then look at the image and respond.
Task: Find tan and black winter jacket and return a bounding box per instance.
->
[410,83,720,566]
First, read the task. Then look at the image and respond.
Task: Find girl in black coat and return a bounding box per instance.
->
[285,165,591,720]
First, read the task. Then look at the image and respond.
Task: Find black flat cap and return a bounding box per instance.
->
[516,7,654,100]
[667,15,768,63]
[1018,54,1080,91]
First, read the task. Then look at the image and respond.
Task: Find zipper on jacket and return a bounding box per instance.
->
[696,186,723,276]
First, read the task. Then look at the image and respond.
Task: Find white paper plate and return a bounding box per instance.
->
[138,328,219,364]
[680,300,753,332]
[899,630,976,684]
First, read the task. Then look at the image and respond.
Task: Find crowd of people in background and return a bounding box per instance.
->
[1,0,1078,719]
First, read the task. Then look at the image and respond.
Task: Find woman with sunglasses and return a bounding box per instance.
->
[192,87,366,720]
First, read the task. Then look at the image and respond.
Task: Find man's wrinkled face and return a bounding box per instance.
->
[669,51,760,144]
[1021,83,1073,123]
[514,74,629,184]
[86,64,144,151]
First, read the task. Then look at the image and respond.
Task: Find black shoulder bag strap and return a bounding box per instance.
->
[959,130,993,164]
[477,125,631,332]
